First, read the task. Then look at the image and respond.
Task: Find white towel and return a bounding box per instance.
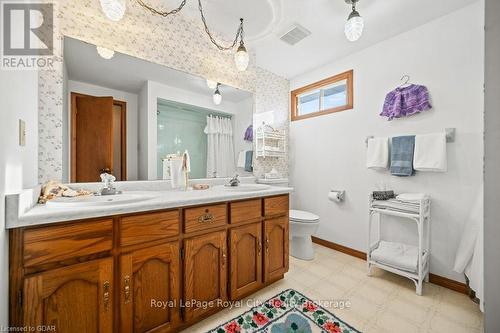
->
[371,241,419,272]
[396,193,427,202]
[366,137,389,169]
[162,159,171,180]
[170,158,183,189]
[414,132,447,172]
[237,150,246,168]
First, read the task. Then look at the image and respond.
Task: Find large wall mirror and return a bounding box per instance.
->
[62,37,254,183]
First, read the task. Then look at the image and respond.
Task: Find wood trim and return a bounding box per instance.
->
[70,92,127,182]
[311,236,366,260]
[311,236,468,295]
[291,69,353,122]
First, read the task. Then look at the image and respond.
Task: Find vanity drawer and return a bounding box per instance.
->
[230,199,262,224]
[23,219,113,268]
[184,204,227,233]
[264,195,289,217]
[120,210,179,247]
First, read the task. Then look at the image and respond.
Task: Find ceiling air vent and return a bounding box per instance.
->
[279,24,311,45]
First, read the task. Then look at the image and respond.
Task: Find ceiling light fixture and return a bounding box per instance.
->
[104,0,250,71]
[206,79,218,89]
[99,0,126,22]
[213,83,222,105]
[96,46,115,59]
[344,0,364,42]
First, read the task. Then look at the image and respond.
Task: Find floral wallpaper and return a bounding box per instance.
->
[38,0,289,183]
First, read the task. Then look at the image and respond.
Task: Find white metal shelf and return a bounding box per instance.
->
[255,124,286,159]
[367,195,431,295]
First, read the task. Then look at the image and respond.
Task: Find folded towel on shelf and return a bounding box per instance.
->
[372,190,395,200]
[366,137,389,169]
[414,132,447,172]
[245,150,253,172]
[390,135,416,176]
[396,193,427,202]
[371,241,419,272]
[371,198,420,214]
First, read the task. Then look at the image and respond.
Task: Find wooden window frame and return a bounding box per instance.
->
[291,69,353,122]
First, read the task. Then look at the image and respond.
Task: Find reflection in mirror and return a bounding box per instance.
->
[62,37,254,183]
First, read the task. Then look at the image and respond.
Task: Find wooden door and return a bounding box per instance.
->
[119,242,180,333]
[264,216,289,282]
[23,258,113,333]
[229,222,262,300]
[184,231,227,321]
[72,93,114,182]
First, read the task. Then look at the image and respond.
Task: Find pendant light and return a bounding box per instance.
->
[234,41,249,72]
[99,0,126,22]
[344,0,364,42]
[96,46,115,59]
[213,83,222,105]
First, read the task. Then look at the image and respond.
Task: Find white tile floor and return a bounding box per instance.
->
[183,244,484,333]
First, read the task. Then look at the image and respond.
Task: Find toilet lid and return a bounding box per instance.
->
[290,210,319,223]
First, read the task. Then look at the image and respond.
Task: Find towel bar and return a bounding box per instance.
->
[365,128,456,146]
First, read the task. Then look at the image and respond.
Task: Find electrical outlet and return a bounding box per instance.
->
[19,119,26,146]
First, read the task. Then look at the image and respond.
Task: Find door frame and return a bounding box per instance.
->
[70,92,127,182]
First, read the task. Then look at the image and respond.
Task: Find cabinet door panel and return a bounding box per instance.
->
[120,242,180,333]
[264,216,289,282]
[184,231,227,321]
[23,258,113,333]
[230,223,262,300]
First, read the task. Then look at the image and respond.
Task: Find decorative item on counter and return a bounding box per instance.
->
[182,150,191,191]
[380,75,431,120]
[265,168,281,179]
[244,124,253,142]
[193,184,210,190]
[372,190,395,200]
[38,180,93,204]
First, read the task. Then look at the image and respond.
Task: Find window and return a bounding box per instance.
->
[291,70,353,121]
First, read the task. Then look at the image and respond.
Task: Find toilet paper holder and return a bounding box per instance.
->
[329,190,345,202]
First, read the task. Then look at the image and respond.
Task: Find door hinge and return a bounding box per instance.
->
[17,289,22,306]
[180,247,184,260]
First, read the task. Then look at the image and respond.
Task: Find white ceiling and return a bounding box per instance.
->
[167,0,479,79]
[63,37,252,103]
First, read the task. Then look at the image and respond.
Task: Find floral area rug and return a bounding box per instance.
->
[208,289,361,333]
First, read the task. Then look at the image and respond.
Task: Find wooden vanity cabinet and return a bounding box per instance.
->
[119,242,180,333]
[229,222,263,300]
[10,194,289,333]
[23,257,114,333]
[183,230,227,322]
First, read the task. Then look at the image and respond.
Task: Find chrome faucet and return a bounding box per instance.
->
[227,174,240,187]
[99,172,120,195]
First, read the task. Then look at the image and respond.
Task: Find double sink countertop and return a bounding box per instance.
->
[6,183,293,229]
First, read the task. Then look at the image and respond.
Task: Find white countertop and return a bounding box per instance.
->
[6,185,293,229]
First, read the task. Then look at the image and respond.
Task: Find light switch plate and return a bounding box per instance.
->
[19,119,26,146]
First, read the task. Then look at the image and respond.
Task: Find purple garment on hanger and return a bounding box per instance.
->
[380,84,432,121]
[244,125,253,142]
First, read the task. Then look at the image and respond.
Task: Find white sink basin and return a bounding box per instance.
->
[46,192,156,208]
[218,184,271,192]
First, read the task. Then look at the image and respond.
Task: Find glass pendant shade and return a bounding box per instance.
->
[234,44,249,72]
[100,0,126,22]
[213,89,222,105]
[344,12,364,42]
[206,79,218,89]
[96,46,115,59]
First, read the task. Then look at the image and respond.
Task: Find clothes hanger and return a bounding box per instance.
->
[398,74,412,88]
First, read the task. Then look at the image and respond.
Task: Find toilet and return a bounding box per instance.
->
[289,209,320,260]
[257,178,320,260]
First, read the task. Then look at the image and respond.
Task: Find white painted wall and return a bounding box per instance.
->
[289,2,484,281]
[0,69,39,325]
[67,80,139,180]
[139,80,253,180]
